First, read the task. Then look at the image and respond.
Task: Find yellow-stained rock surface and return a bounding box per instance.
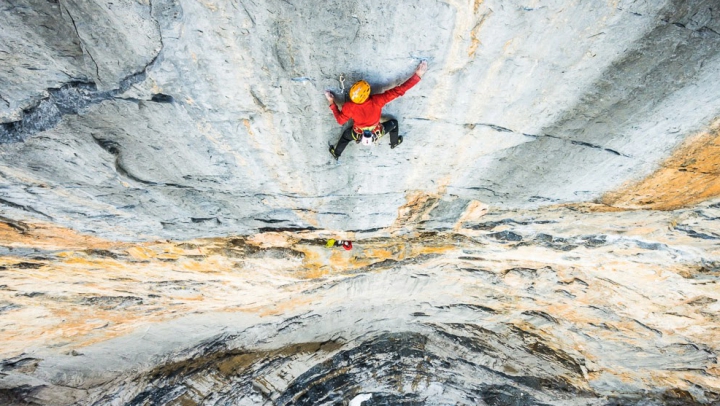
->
[2,201,720,404]
[603,119,720,210]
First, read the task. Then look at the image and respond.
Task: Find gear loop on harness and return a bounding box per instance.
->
[351,123,385,144]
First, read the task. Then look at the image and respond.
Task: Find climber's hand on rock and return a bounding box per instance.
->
[415,60,428,77]
[325,91,335,104]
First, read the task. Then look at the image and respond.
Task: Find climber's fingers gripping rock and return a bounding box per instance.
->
[415,60,428,78]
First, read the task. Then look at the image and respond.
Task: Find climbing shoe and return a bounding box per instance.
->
[329,145,339,160]
[391,136,403,149]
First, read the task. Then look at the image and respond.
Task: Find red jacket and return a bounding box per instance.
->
[329,74,421,131]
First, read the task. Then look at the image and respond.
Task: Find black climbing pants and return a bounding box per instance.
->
[333,119,399,157]
[333,127,357,157]
[383,119,399,146]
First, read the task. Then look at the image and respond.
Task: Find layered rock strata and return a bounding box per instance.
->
[2,0,720,405]
[1,202,719,404]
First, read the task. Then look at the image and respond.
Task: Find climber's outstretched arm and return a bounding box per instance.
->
[373,61,428,106]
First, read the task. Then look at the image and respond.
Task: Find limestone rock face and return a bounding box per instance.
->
[1,0,720,405]
[1,204,720,405]
[1,0,719,238]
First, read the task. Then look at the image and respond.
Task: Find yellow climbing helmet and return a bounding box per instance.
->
[349,80,370,104]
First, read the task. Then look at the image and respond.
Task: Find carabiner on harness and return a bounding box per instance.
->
[359,130,374,146]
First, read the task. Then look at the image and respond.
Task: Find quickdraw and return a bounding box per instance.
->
[339,74,345,103]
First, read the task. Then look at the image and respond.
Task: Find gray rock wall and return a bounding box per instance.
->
[1,0,720,239]
[3,2,720,404]
[1,203,719,404]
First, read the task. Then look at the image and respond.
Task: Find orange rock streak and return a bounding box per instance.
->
[603,119,720,210]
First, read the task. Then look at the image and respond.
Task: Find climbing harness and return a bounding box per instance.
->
[352,123,385,145]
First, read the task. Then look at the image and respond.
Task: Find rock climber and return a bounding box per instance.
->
[326,239,352,250]
[325,61,428,160]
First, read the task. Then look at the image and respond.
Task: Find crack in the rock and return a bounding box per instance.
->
[615,6,720,38]
[258,226,319,233]
[664,19,720,37]
[148,0,165,51]
[250,88,268,111]
[0,197,53,220]
[0,215,29,233]
[347,227,384,233]
[455,186,506,197]
[115,160,158,186]
[84,49,102,80]
[254,218,287,224]
[675,226,720,240]
[473,123,514,133]
[0,3,164,143]
[414,119,633,158]
[616,7,643,17]
[509,127,632,157]
[59,1,101,80]
[0,78,158,144]
[700,26,720,36]
[633,319,663,337]
[292,208,349,216]
[90,134,161,186]
[541,134,631,157]
[237,0,256,26]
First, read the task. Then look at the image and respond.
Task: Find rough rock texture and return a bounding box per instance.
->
[2,0,720,404]
[1,0,720,238]
[1,203,720,405]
